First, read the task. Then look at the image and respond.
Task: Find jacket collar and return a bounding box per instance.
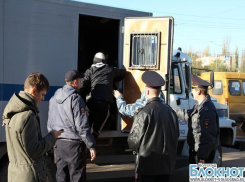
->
[91,62,106,68]
[192,94,211,114]
[146,97,161,105]
[197,94,211,109]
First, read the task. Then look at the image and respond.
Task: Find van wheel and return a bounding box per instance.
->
[0,154,8,182]
[44,155,57,182]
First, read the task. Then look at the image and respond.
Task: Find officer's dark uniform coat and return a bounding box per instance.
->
[176,95,219,161]
[176,75,220,162]
[128,97,179,175]
[127,71,179,175]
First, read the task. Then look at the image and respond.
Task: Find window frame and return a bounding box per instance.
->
[171,65,182,94]
[242,81,245,96]
[228,80,241,96]
[212,80,223,95]
[128,32,160,70]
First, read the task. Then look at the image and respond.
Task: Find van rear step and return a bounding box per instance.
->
[87,154,135,180]
[87,163,135,180]
[87,154,135,165]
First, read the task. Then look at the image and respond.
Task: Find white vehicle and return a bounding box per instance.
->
[0,0,236,180]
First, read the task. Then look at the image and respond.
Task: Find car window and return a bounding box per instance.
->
[212,80,223,95]
[242,81,245,95]
[229,80,241,96]
[170,66,182,94]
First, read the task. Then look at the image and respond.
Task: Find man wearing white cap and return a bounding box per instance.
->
[81,52,125,140]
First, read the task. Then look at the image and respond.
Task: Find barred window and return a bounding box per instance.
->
[130,32,160,69]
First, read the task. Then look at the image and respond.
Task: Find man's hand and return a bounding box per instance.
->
[52,130,64,139]
[90,148,96,161]
[113,90,122,99]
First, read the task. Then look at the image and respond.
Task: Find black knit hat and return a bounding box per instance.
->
[93,52,105,64]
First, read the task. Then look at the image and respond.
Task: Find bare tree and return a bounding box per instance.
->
[210,59,229,72]
[221,36,230,55]
[203,46,210,57]
[240,50,245,72]
[233,46,239,72]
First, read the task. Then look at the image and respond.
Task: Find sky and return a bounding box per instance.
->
[76,0,245,56]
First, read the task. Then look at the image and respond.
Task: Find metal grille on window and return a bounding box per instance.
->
[130,33,159,68]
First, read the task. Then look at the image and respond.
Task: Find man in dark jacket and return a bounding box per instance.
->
[3,72,63,182]
[176,75,220,164]
[47,70,96,182]
[128,71,179,182]
[80,52,125,140]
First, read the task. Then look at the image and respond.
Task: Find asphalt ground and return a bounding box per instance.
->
[88,147,245,182]
[88,126,245,182]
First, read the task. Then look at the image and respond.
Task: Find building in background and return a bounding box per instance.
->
[197,55,232,70]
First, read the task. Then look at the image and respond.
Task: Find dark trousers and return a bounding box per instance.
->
[138,174,170,182]
[189,149,216,164]
[55,139,86,182]
[87,97,110,140]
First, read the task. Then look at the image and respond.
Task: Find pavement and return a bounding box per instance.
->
[88,126,245,182]
[88,147,245,182]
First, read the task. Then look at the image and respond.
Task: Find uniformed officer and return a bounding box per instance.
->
[176,75,220,164]
[128,71,179,182]
[47,70,96,182]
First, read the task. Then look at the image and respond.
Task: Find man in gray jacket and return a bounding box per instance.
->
[3,72,63,182]
[47,70,96,182]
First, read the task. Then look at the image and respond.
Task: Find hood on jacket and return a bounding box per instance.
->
[55,85,78,104]
[3,91,38,120]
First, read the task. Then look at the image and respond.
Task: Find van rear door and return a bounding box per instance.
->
[228,79,245,120]
[121,17,174,132]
